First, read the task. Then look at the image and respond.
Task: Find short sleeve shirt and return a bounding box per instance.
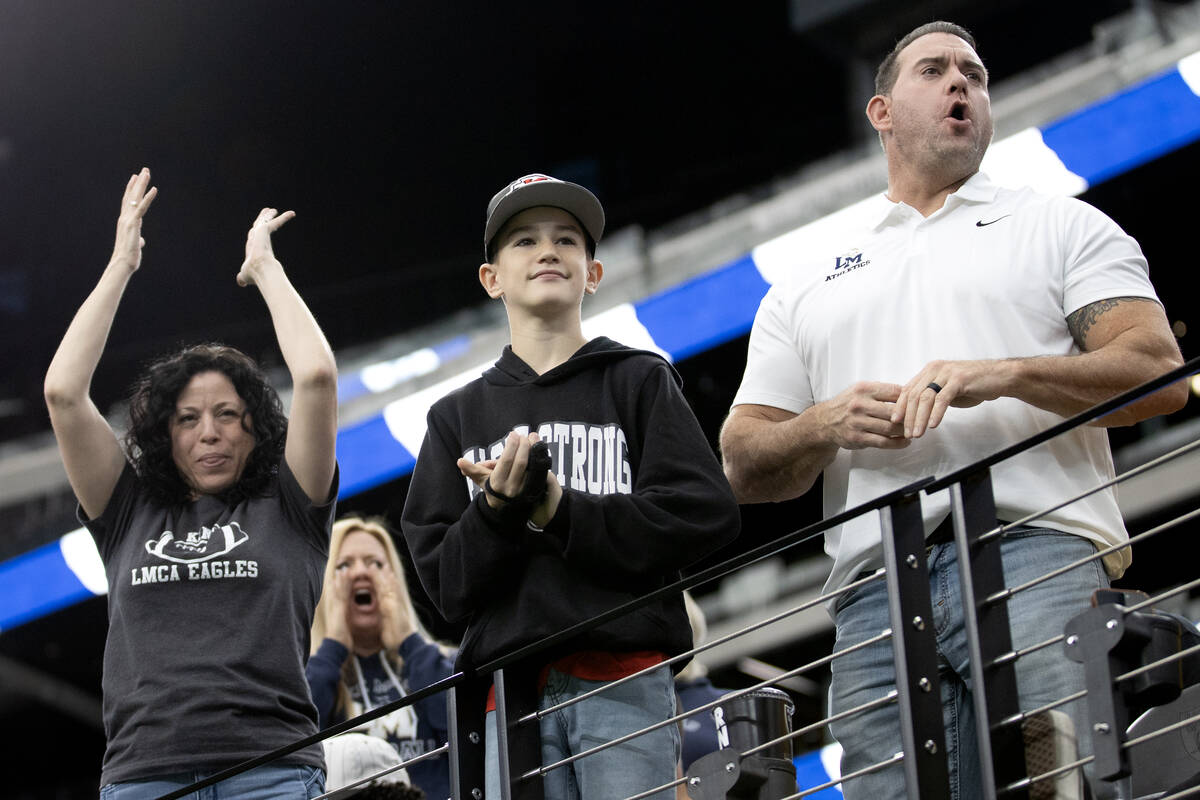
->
[84,459,337,786]
[732,173,1158,594]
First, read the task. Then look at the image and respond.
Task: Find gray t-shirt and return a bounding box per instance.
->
[83,459,336,786]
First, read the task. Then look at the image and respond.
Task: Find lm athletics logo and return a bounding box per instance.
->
[825,248,871,282]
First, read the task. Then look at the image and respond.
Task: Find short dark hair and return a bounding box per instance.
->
[124,343,287,506]
[874,21,978,97]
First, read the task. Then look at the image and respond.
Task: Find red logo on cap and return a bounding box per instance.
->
[507,174,558,195]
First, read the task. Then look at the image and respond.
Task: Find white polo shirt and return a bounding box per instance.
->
[732,172,1159,595]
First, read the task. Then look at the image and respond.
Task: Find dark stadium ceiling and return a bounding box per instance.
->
[0,0,1169,442]
[3,1,1199,796]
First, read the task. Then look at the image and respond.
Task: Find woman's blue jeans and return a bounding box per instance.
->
[100,763,324,800]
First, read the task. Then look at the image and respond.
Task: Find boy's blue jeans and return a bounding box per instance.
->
[486,665,679,800]
[828,528,1109,800]
[100,764,324,800]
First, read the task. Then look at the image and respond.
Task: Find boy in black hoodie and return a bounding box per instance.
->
[401,174,740,800]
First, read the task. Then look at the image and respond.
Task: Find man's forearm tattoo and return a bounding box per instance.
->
[1066,296,1152,350]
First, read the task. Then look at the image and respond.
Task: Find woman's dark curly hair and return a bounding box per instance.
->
[124,343,288,506]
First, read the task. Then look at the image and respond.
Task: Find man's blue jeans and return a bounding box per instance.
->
[485,665,679,800]
[100,764,324,800]
[828,528,1109,800]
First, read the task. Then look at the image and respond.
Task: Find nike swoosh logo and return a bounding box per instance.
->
[976,215,1012,227]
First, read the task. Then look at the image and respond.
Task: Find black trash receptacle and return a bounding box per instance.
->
[687,687,796,800]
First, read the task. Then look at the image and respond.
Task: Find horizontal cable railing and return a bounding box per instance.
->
[159,355,1200,800]
[925,357,1198,493]
[315,743,451,800]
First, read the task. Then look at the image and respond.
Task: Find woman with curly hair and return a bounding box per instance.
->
[44,168,338,799]
[307,516,455,799]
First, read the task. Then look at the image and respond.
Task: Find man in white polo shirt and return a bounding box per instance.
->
[720,20,1186,800]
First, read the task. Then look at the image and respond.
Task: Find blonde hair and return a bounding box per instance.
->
[311,516,427,720]
[311,516,424,652]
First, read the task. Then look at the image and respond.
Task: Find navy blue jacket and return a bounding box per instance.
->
[306,633,454,799]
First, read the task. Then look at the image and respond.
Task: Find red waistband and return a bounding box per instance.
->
[484,651,666,712]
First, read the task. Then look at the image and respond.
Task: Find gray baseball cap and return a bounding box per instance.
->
[484,173,605,260]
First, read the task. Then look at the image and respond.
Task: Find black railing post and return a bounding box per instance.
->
[448,675,489,800]
[494,664,545,800]
[947,469,1028,800]
[1062,605,1138,784]
[879,491,950,799]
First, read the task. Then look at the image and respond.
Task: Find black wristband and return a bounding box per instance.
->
[483,440,552,510]
[483,477,516,503]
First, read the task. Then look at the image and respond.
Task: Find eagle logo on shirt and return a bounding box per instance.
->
[145,522,249,564]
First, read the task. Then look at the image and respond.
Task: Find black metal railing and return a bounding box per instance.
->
[159,354,1200,800]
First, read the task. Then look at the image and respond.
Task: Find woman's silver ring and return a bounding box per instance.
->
[927,382,943,393]
[129,200,138,206]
